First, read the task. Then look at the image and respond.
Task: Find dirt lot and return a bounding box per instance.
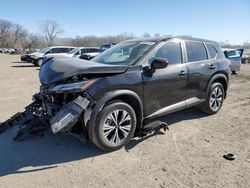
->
[0,54,249,188]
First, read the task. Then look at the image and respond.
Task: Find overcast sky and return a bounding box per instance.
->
[1,0,250,44]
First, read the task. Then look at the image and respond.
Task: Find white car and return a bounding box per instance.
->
[46,47,100,60]
[223,48,243,74]
[31,46,76,66]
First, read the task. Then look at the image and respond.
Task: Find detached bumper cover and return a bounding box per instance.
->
[50,96,90,134]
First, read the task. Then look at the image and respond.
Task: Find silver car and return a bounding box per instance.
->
[224,48,243,74]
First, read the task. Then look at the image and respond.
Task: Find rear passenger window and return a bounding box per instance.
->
[81,49,88,54]
[206,43,218,59]
[185,41,208,62]
[152,42,182,64]
[60,48,70,53]
[50,48,59,53]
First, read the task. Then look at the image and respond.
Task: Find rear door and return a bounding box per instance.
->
[224,49,243,72]
[184,41,219,101]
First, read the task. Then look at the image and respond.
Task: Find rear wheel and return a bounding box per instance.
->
[90,101,137,151]
[201,83,224,114]
[231,71,237,75]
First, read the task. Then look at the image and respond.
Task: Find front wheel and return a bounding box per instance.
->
[201,83,225,115]
[89,101,137,151]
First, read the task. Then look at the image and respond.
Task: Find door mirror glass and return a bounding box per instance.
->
[151,58,168,69]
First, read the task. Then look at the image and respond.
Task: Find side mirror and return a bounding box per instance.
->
[79,54,91,60]
[151,58,168,69]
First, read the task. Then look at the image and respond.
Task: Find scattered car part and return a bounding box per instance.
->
[50,96,90,134]
[223,153,236,161]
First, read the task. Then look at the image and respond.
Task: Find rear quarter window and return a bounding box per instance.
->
[185,41,208,62]
[206,43,218,59]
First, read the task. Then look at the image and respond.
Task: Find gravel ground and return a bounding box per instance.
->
[0,54,249,188]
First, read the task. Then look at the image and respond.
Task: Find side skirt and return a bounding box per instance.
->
[144,97,205,121]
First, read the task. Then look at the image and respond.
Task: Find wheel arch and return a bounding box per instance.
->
[87,90,144,141]
[206,73,228,99]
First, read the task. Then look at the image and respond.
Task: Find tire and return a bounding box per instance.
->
[33,60,38,66]
[38,59,43,67]
[244,59,249,64]
[231,71,237,75]
[89,101,137,151]
[201,83,225,115]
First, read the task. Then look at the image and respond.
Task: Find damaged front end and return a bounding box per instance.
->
[0,57,129,141]
[0,80,95,141]
[40,79,96,134]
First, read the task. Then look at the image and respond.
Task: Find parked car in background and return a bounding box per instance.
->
[100,43,116,52]
[30,46,76,66]
[0,48,15,53]
[223,48,244,74]
[21,49,44,62]
[241,49,250,64]
[46,47,100,60]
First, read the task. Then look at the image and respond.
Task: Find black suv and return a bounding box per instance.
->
[1,37,230,151]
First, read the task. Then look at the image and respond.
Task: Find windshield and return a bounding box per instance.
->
[93,41,155,65]
[40,47,50,53]
[69,48,79,54]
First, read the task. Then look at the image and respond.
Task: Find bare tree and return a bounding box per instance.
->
[142,33,151,38]
[10,24,27,47]
[22,33,41,50]
[70,33,135,47]
[39,20,63,46]
[0,19,12,47]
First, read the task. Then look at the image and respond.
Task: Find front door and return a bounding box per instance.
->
[142,40,188,118]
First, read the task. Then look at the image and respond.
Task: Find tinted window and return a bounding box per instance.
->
[50,48,59,53]
[90,48,99,53]
[81,49,88,54]
[185,41,208,62]
[59,48,70,53]
[152,42,182,64]
[206,43,218,59]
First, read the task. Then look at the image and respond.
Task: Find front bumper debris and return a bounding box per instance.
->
[0,100,44,134]
[50,96,90,134]
[0,92,92,141]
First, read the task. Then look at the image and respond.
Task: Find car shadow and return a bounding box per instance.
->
[11,61,28,64]
[0,108,206,177]
[11,65,36,68]
[0,127,104,177]
[125,107,207,151]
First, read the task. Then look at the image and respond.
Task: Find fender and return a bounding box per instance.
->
[86,89,143,141]
[205,73,228,99]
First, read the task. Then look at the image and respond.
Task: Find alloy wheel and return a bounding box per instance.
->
[102,109,132,145]
[209,86,223,111]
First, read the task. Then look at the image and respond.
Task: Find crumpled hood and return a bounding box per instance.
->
[39,57,129,85]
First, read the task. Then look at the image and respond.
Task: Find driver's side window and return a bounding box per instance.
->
[152,42,182,64]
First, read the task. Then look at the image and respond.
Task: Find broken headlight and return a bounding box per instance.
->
[47,80,96,93]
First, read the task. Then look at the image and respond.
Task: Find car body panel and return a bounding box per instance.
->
[223,48,243,72]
